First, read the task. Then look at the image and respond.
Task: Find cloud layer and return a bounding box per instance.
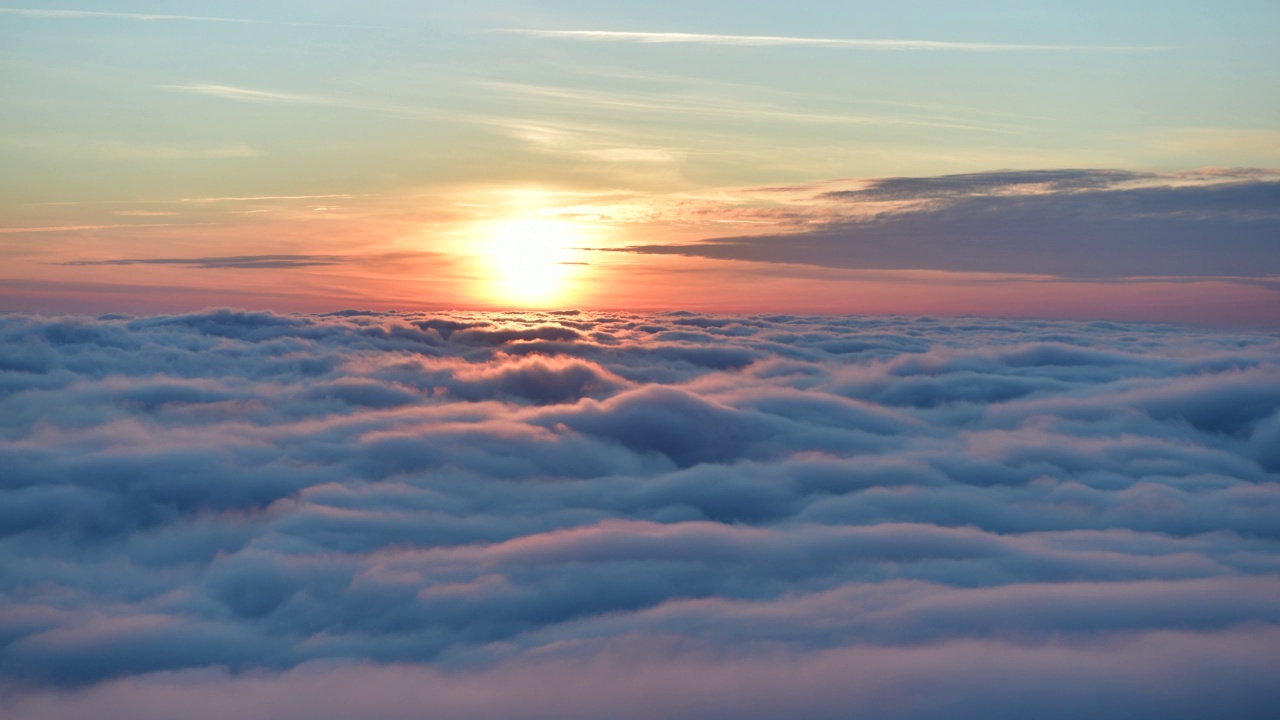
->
[1,309,1278,718]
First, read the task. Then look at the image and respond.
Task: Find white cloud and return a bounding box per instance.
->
[0,7,373,28]
[497,29,1163,52]
[161,84,320,104]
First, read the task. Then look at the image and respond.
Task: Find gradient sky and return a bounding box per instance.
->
[2,1,1278,321]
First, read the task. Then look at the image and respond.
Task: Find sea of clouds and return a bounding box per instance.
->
[2,309,1278,718]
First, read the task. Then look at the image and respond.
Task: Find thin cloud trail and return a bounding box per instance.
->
[480,81,1026,134]
[496,29,1166,52]
[0,7,381,28]
[0,223,195,234]
[160,84,456,121]
[27,194,359,206]
[162,84,318,104]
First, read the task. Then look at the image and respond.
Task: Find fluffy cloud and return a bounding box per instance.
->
[1,309,1278,717]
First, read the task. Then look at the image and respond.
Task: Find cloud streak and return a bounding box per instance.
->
[0,224,192,234]
[58,254,348,270]
[0,7,375,28]
[482,81,1024,134]
[160,84,456,121]
[162,84,319,104]
[497,29,1163,52]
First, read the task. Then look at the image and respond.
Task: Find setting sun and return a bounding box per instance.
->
[476,217,588,307]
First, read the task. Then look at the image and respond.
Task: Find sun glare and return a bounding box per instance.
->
[476,217,586,307]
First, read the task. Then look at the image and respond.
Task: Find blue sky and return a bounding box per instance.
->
[5,0,1277,200]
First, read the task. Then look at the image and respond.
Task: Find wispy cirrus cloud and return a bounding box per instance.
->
[0,7,376,28]
[161,84,321,104]
[175,194,356,203]
[160,84,453,121]
[58,254,349,270]
[0,224,191,234]
[496,29,1164,52]
[0,7,264,23]
[27,194,357,207]
[481,81,1023,134]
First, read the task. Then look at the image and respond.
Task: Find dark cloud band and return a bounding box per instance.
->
[616,170,1280,280]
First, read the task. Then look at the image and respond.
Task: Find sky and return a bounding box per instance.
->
[1,0,1278,322]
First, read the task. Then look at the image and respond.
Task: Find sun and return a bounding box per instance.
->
[476,217,586,307]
